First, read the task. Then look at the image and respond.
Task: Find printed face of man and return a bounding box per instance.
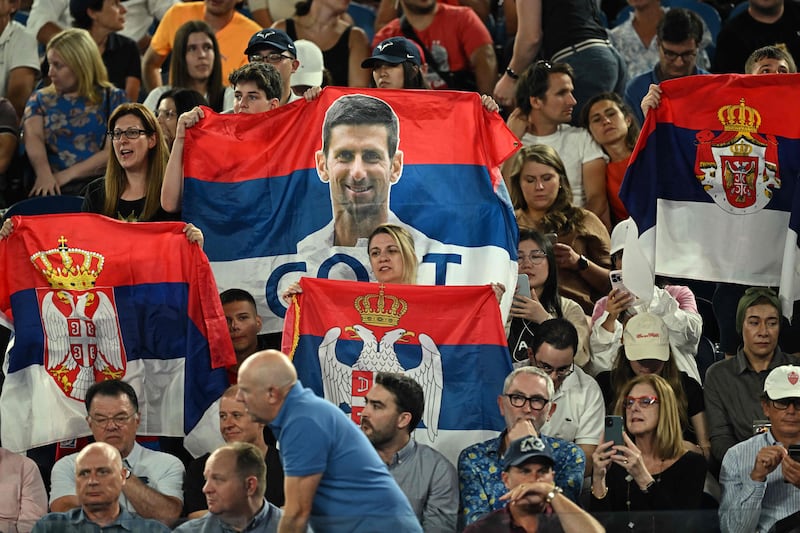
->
[315,124,403,221]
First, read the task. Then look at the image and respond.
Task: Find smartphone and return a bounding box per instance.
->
[605,415,624,447]
[545,233,558,246]
[788,444,800,461]
[609,269,639,301]
[516,274,531,299]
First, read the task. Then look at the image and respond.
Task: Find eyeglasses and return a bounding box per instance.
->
[624,396,660,409]
[505,393,548,410]
[249,53,293,64]
[770,398,800,410]
[660,45,697,63]
[155,109,177,119]
[87,413,137,427]
[533,357,574,379]
[107,128,149,141]
[517,251,547,265]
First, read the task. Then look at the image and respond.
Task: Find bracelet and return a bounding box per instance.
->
[545,485,563,504]
[505,67,520,80]
[640,479,656,493]
[591,485,608,500]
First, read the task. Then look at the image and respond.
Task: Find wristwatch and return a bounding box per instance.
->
[545,485,563,504]
[576,255,589,271]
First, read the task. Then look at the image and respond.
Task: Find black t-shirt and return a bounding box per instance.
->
[81,177,181,222]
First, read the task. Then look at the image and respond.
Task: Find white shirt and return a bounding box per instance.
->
[0,20,40,97]
[540,365,605,446]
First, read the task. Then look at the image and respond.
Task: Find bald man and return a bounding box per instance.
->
[237,350,422,533]
[33,443,169,532]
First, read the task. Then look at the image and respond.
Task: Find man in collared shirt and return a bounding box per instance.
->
[719,365,800,532]
[457,366,586,526]
[175,442,286,533]
[33,442,169,533]
[361,372,458,533]
[705,288,799,464]
[532,318,604,475]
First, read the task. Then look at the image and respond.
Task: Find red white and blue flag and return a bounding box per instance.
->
[283,278,513,462]
[0,214,235,453]
[182,87,520,333]
[620,74,800,317]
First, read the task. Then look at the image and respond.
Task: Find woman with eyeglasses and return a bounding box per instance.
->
[155,88,208,149]
[142,21,233,113]
[507,228,589,368]
[23,28,127,197]
[508,144,611,316]
[590,373,707,530]
[594,312,711,460]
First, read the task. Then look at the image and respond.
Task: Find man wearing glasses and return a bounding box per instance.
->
[719,364,800,532]
[244,29,301,106]
[48,380,185,527]
[532,318,604,476]
[623,8,707,126]
[457,365,586,526]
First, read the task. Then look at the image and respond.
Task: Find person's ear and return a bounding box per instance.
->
[390,150,403,184]
[291,59,300,73]
[315,150,330,183]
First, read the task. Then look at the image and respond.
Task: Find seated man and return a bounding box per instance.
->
[705,288,799,464]
[49,380,184,527]
[33,442,169,532]
[184,385,285,518]
[458,366,586,526]
[175,443,288,532]
[361,372,458,532]
[533,318,604,474]
[720,365,800,532]
[464,435,604,533]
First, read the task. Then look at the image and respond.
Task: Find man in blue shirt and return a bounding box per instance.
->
[33,442,169,533]
[237,349,422,533]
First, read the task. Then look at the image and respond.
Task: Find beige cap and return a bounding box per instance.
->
[623,312,669,362]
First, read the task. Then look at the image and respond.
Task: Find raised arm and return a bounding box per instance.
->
[161,107,205,212]
[493,0,542,106]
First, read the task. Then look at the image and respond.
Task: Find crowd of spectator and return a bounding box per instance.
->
[1,0,800,532]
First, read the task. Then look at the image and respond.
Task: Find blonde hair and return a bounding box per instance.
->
[45,28,112,103]
[613,374,685,460]
[103,103,169,221]
[368,224,418,284]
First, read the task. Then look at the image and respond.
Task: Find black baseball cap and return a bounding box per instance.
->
[245,29,297,57]
[361,37,422,68]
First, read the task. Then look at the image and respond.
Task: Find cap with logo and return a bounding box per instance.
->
[291,39,324,88]
[623,312,670,362]
[361,36,422,68]
[764,365,800,400]
[245,29,297,58]
[502,435,555,471]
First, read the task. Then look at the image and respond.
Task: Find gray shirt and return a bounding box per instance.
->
[173,500,282,533]
[704,347,799,463]
[387,439,458,533]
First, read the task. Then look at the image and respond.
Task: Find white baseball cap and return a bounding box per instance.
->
[623,312,670,362]
[764,365,800,400]
[291,39,324,88]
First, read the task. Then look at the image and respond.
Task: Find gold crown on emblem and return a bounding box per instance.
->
[354,285,407,327]
[717,98,761,134]
[30,236,105,290]
[729,142,753,156]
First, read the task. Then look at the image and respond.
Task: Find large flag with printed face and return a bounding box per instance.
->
[181,88,520,334]
[283,278,513,463]
[620,74,800,317]
[0,214,235,453]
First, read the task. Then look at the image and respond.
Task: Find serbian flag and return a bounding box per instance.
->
[0,214,235,454]
[182,87,520,335]
[282,278,512,463]
[620,74,800,318]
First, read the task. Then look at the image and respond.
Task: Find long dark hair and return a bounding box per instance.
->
[518,228,563,318]
[170,21,225,112]
[580,92,640,153]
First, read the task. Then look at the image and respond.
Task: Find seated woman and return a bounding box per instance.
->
[590,373,707,531]
[143,21,233,113]
[580,92,640,226]
[23,28,127,196]
[508,144,611,315]
[590,218,702,382]
[594,312,711,459]
[155,88,207,150]
[507,228,590,368]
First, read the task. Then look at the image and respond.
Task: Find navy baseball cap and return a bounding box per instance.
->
[361,37,421,68]
[502,436,555,471]
[245,29,297,57]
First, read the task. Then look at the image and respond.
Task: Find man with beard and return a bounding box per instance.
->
[360,372,458,533]
[463,435,603,533]
[713,0,800,73]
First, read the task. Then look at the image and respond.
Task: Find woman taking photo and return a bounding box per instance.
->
[143,21,232,113]
[508,228,589,368]
[580,92,640,225]
[23,28,127,196]
[590,373,707,531]
[508,144,611,315]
